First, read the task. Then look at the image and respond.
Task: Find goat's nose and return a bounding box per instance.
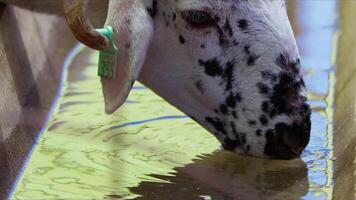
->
[265,115,311,160]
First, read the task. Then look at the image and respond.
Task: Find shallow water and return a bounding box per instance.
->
[10,1,338,200]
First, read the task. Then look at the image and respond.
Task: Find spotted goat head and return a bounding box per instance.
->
[63,0,311,159]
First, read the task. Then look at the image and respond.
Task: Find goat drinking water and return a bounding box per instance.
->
[1,0,311,159]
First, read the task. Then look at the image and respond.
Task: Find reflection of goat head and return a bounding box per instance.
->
[1,0,311,160]
[131,151,309,200]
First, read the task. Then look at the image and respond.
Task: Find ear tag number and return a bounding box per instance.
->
[96,26,117,78]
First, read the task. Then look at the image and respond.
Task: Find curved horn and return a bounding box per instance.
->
[62,0,109,50]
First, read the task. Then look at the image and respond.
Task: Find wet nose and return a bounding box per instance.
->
[265,113,311,160]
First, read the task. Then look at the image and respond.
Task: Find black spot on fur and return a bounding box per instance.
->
[230,122,238,135]
[246,145,251,152]
[244,45,251,55]
[179,35,185,44]
[257,82,269,95]
[206,117,227,135]
[275,53,287,67]
[275,53,300,75]
[226,94,236,108]
[199,58,223,77]
[219,104,228,115]
[226,93,241,108]
[270,72,303,115]
[262,101,270,113]
[269,109,278,118]
[248,120,257,126]
[261,70,278,82]
[247,55,259,66]
[238,19,249,30]
[264,129,276,155]
[232,40,239,46]
[232,111,238,119]
[223,138,241,151]
[256,129,262,136]
[222,62,235,91]
[172,13,176,21]
[262,101,278,118]
[259,115,269,126]
[240,134,246,145]
[222,122,242,150]
[147,0,158,18]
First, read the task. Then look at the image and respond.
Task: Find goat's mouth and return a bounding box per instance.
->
[268,146,301,160]
[264,120,311,160]
[229,145,301,160]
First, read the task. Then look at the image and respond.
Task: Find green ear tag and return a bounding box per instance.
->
[96,26,117,78]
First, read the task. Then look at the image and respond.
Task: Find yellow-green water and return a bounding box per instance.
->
[10,1,337,199]
[8,48,311,200]
[11,49,222,199]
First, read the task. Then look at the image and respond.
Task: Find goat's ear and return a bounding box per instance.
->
[102,0,153,114]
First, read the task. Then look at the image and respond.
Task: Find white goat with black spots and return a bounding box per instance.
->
[1,0,311,159]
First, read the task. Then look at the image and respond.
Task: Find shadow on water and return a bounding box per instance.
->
[10,1,338,200]
[129,151,309,200]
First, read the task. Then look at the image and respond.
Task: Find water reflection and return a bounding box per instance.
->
[130,151,309,200]
[294,0,337,199]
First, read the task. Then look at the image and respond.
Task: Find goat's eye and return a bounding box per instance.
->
[181,10,215,28]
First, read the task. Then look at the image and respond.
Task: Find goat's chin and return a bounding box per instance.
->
[138,79,212,117]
